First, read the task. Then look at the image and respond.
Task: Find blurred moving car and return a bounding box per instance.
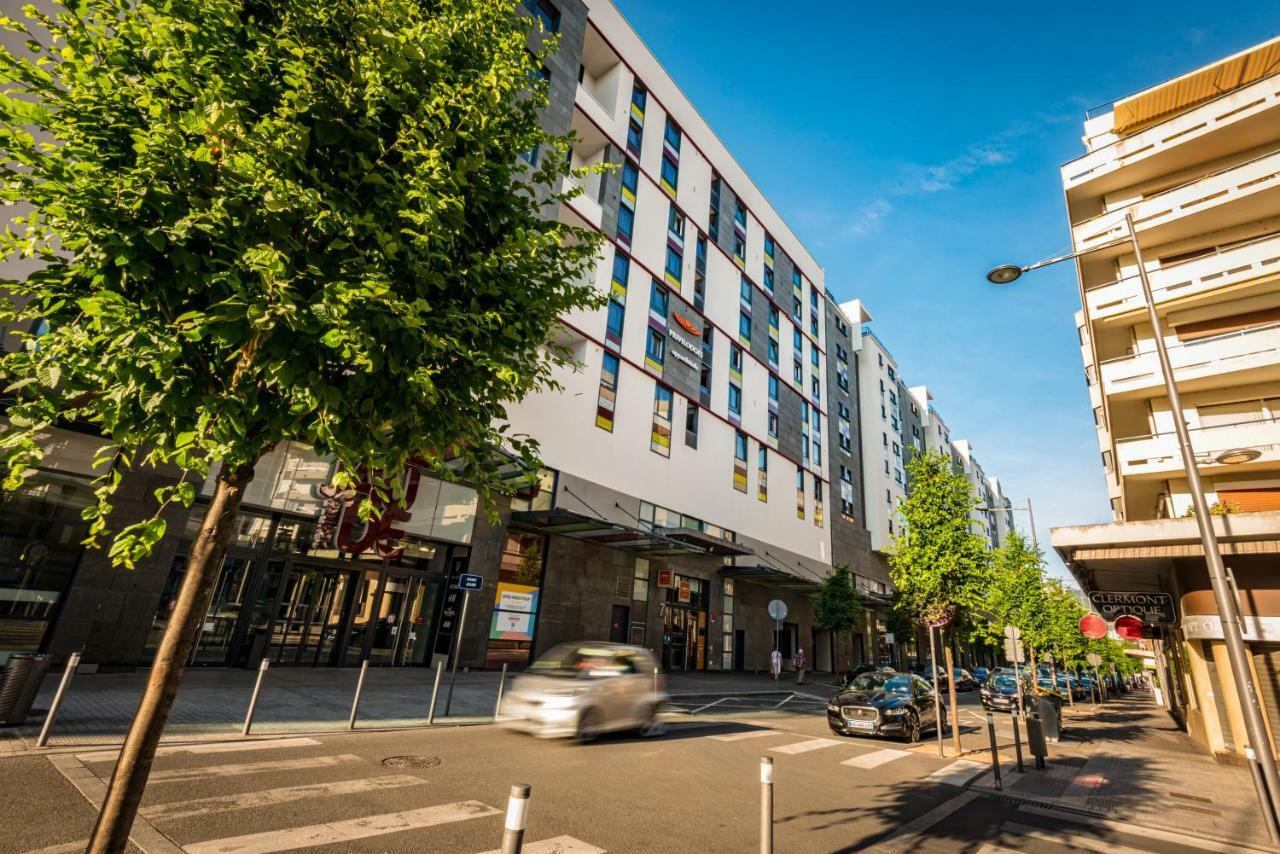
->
[502,642,666,742]
[972,667,990,683]
[827,672,946,743]
[979,672,1026,712]
[952,668,976,691]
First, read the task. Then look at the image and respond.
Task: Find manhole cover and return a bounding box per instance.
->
[381,755,441,768]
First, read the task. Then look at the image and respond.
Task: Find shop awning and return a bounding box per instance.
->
[509,509,733,556]
[655,527,753,557]
[720,564,822,592]
[1114,37,1280,134]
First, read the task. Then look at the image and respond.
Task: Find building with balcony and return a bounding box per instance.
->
[1053,36,1280,762]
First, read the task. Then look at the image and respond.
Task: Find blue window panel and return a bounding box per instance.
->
[617,205,635,243]
[523,0,560,32]
[728,384,741,415]
[664,247,682,285]
[650,281,669,317]
[738,312,751,343]
[606,300,626,340]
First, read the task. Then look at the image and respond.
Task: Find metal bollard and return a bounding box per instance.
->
[985,712,1002,791]
[241,658,270,736]
[500,783,531,854]
[494,663,508,721]
[760,756,774,854]
[1011,710,1024,773]
[35,652,80,749]
[653,667,659,696]
[348,660,368,730]
[427,660,443,725]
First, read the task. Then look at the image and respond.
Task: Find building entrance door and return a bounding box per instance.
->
[661,603,707,670]
[267,565,352,666]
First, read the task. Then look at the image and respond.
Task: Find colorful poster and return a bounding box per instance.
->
[490,610,534,640]
[496,582,539,614]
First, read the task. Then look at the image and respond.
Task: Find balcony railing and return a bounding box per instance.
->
[1073,146,1280,248]
[1100,320,1280,394]
[1116,414,1280,476]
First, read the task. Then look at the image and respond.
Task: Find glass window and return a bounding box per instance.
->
[631,87,646,114]
[739,312,751,342]
[734,200,746,227]
[735,432,748,461]
[763,267,774,292]
[606,300,625,338]
[733,233,745,260]
[660,155,678,192]
[728,384,742,415]
[626,121,642,153]
[665,246,682,283]
[764,233,775,257]
[650,281,669,316]
[612,251,630,288]
[617,205,634,242]
[523,0,560,32]
[645,328,665,367]
[621,160,638,195]
[767,338,778,365]
[730,345,743,372]
[768,412,779,437]
[768,375,779,401]
[740,277,752,305]
[633,558,649,602]
[663,119,681,151]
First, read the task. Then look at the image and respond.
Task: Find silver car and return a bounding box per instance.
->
[501,642,667,742]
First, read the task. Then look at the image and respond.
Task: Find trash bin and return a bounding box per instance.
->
[1033,692,1062,743]
[0,654,52,726]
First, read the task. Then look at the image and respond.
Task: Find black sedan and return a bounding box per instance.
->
[827,672,945,743]
[979,673,1027,712]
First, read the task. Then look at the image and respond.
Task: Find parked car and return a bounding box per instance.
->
[827,672,947,743]
[502,642,667,742]
[845,663,881,683]
[972,667,990,683]
[979,672,1027,712]
[952,668,976,691]
[920,665,949,690]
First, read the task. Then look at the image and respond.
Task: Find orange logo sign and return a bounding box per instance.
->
[673,314,699,335]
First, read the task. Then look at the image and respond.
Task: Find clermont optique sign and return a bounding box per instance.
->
[1086,591,1176,624]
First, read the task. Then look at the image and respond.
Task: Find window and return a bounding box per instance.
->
[612,251,630,292]
[728,383,742,416]
[668,206,685,239]
[840,466,855,519]
[810,314,819,336]
[738,312,751,344]
[663,119,682,152]
[810,346,819,368]
[792,296,802,321]
[630,86,647,117]
[633,558,649,603]
[793,327,803,351]
[735,433,748,460]
[769,305,779,330]
[523,0,560,32]
[768,411,779,438]
[650,281,669,317]
[733,233,746,263]
[730,345,743,374]
[685,403,699,448]
[837,364,849,392]
[651,384,673,457]
[835,343,847,363]
[699,365,711,396]
[813,438,822,466]
[664,246,682,286]
[621,160,639,199]
[792,268,802,291]
[626,120,643,155]
[767,338,779,366]
[617,205,635,244]
[709,176,721,242]
[740,277,752,306]
[734,200,747,229]
[606,300,625,340]
[768,375,779,402]
[811,375,821,401]
[644,327,665,372]
[809,287,818,311]
[660,155,679,196]
[733,432,749,493]
[793,359,802,383]
[796,467,806,519]
[763,267,774,293]
[813,476,824,528]
[595,352,620,431]
[757,447,768,503]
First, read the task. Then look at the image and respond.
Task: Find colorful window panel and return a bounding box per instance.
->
[651,384,673,457]
[660,120,680,197]
[813,477,824,528]
[757,446,768,503]
[795,468,806,519]
[644,327,665,374]
[630,85,646,125]
[733,432,749,493]
[596,352,620,431]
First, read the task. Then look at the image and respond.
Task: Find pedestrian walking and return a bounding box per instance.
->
[770,648,782,681]
[794,648,806,685]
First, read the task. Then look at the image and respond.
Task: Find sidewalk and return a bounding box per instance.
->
[0,664,833,752]
[970,690,1274,851]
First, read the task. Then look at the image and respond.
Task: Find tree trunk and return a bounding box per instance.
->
[88,463,256,853]
[943,642,962,756]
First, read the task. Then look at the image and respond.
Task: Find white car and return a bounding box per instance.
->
[502,642,668,742]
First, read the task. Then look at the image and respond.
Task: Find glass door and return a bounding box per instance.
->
[190,555,256,665]
[368,573,414,665]
[269,567,351,665]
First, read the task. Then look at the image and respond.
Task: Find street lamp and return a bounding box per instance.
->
[976,497,1037,548]
[988,211,1280,836]
[1216,448,1263,465]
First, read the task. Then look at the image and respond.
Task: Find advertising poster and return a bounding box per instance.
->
[489,582,540,641]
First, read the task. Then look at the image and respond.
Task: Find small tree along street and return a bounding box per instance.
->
[814,563,863,673]
[888,451,991,754]
[0,0,603,849]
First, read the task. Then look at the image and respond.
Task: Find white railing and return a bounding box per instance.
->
[1116,416,1280,476]
[1100,322,1280,393]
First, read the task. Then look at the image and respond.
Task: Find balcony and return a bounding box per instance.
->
[1116,416,1280,479]
[1063,72,1280,198]
[1100,321,1280,399]
[1085,231,1280,321]
[1072,147,1280,252]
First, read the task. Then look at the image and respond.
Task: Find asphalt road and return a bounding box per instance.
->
[0,691,1233,853]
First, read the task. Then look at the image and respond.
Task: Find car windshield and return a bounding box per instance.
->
[989,676,1019,689]
[527,644,638,678]
[847,674,912,695]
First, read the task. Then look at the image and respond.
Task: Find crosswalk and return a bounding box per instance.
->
[39,737,607,854]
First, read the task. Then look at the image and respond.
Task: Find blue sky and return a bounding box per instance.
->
[612,0,1280,578]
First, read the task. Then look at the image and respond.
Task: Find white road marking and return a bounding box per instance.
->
[769,737,843,755]
[149,753,363,783]
[22,842,92,854]
[141,774,425,822]
[76,737,321,764]
[183,800,502,854]
[689,697,736,715]
[476,836,606,854]
[841,748,912,769]
[924,759,987,787]
[708,729,782,741]
[1016,804,1253,853]
[1002,821,1146,854]
[976,845,1021,854]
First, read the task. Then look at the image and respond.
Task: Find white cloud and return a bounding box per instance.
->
[843,198,893,237]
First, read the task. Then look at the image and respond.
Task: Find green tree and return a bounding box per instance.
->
[982,530,1046,647]
[0,0,601,847]
[888,450,991,752]
[814,563,862,671]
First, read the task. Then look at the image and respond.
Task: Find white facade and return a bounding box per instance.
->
[1063,36,1280,522]
[852,320,907,552]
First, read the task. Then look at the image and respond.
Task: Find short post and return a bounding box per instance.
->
[501,783,531,854]
[241,658,270,736]
[348,660,368,730]
[653,667,659,696]
[35,652,81,749]
[985,712,1002,791]
[427,660,444,725]
[494,663,508,721]
[1011,710,1025,773]
[760,756,774,854]
[445,589,472,716]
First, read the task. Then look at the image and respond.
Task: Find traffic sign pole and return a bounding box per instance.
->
[445,588,471,717]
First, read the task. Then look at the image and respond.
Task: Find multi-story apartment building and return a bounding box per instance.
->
[852,309,908,553]
[1052,36,1280,761]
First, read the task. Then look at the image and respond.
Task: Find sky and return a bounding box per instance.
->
[612,0,1280,580]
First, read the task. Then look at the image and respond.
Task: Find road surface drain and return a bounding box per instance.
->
[381,755,441,768]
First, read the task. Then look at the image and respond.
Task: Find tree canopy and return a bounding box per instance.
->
[814,563,862,635]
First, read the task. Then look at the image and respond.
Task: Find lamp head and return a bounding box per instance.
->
[986,264,1024,285]
[1215,448,1262,465]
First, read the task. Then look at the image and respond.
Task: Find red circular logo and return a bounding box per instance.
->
[1114,614,1144,641]
[1079,613,1108,639]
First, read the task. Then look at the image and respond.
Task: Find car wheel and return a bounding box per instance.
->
[638,704,666,738]
[904,712,921,743]
[575,707,602,744]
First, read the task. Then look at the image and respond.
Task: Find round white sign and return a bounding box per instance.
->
[767,599,788,621]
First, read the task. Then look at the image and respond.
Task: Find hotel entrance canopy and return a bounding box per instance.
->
[509,508,753,558]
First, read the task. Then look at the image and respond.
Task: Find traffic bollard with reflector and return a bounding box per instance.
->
[348,660,368,730]
[241,658,270,736]
[501,783,531,854]
[495,663,508,721]
[427,660,443,725]
[35,651,80,749]
[985,712,1002,791]
[760,756,773,854]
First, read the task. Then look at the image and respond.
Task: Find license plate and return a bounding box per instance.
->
[846,719,875,729]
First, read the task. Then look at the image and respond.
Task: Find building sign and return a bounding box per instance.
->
[1087,591,1176,624]
[1184,614,1280,642]
[484,535,546,666]
[657,568,674,588]
[490,610,534,640]
[495,582,538,614]
[663,304,704,400]
[678,578,691,604]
